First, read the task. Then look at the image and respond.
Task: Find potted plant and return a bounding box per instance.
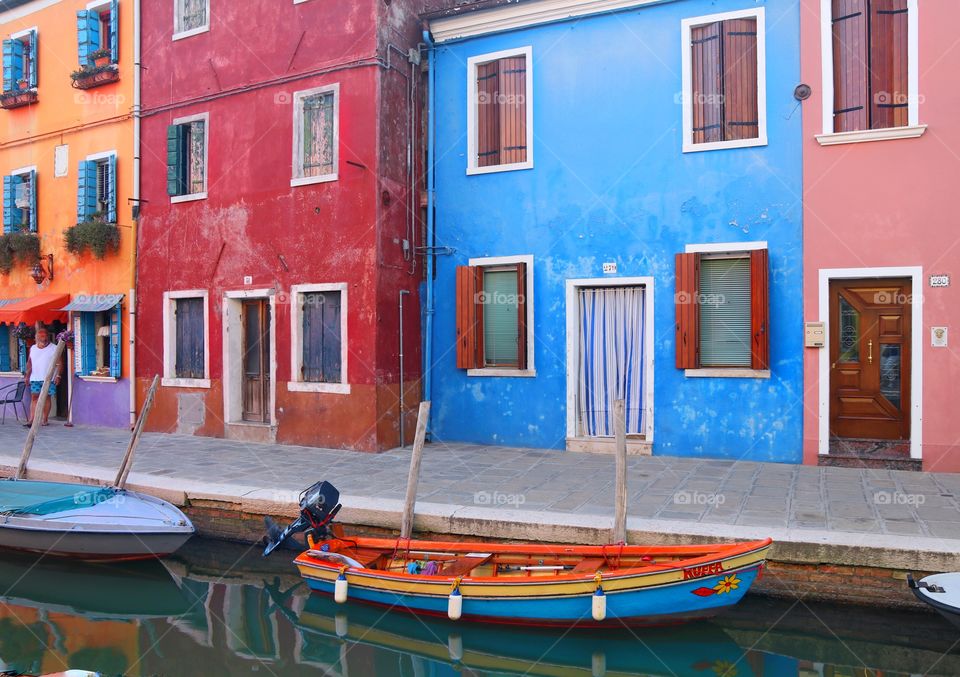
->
[90,48,112,68]
[64,213,121,260]
[56,329,75,349]
[17,79,29,91]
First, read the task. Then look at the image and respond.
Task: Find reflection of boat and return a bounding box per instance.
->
[0,479,194,561]
[296,594,755,677]
[909,572,960,630]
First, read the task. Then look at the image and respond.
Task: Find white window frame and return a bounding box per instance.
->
[466,46,534,176]
[288,283,350,394]
[9,165,36,230]
[817,0,923,145]
[291,84,340,187]
[466,254,535,377]
[173,0,209,41]
[170,112,209,203]
[681,8,767,154]
[85,150,116,218]
[162,289,210,388]
[683,240,770,379]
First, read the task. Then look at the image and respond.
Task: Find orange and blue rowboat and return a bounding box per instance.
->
[294,535,772,627]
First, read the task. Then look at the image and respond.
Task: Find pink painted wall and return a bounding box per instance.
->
[801,0,960,472]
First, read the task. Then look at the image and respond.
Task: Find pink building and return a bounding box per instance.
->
[802,0,959,472]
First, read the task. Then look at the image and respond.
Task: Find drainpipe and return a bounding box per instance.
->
[422,29,436,423]
[130,0,142,427]
[399,289,410,447]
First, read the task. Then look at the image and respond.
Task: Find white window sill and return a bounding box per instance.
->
[685,368,770,379]
[467,161,533,176]
[287,381,351,394]
[173,25,209,41]
[815,125,927,146]
[162,377,210,388]
[171,192,207,204]
[291,174,338,187]
[78,375,118,383]
[467,368,537,378]
[683,136,768,154]
[0,371,23,378]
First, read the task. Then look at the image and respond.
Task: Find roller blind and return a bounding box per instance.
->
[482,269,519,367]
[699,257,751,367]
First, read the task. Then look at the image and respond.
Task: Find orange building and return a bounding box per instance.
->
[0,0,137,428]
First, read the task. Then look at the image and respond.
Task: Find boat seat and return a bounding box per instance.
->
[345,548,386,568]
[441,554,493,577]
[571,558,605,574]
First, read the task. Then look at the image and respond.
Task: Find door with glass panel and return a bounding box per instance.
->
[829,279,910,440]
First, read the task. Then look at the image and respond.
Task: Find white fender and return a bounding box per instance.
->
[335,572,349,604]
[335,612,349,638]
[592,588,606,622]
[448,588,463,620]
[448,634,463,662]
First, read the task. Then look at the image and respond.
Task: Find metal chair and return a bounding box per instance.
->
[0,381,27,424]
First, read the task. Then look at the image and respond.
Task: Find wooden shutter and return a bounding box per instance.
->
[80,312,97,376]
[0,325,10,373]
[77,10,100,66]
[18,339,26,374]
[870,0,909,129]
[28,169,37,232]
[675,253,700,369]
[167,125,187,196]
[321,291,342,383]
[455,266,480,369]
[28,30,38,88]
[690,22,723,145]
[750,248,770,371]
[498,56,527,165]
[73,315,83,375]
[2,175,15,234]
[722,18,759,141]
[832,0,869,132]
[515,262,527,371]
[109,0,119,63]
[109,304,122,378]
[77,160,97,222]
[2,39,15,93]
[476,62,501,168]
[175,298,204,379]
[107,155,117,223]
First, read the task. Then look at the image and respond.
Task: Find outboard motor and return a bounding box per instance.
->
[263,481,341,557]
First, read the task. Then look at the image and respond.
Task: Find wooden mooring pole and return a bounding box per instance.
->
[17,340,68,479]
[400,401,431,540]
[612,398,628,544]
[114,374,160,489]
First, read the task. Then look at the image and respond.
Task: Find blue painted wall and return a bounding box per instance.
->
[428,0,803,462]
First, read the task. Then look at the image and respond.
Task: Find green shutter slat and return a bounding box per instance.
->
[167,124,186,196]
[481,269,520,367]
[699,257,752,367]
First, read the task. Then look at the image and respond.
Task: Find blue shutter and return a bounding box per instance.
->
[2,39,13,92]
[18,340,27,374]
[109,0,119,63]
[28,30,37,88]
[80,312,96,375]
[0,325,10,373]
[107,155,117,223]
[77,10,100,66]
[109,304,121,378]
[3,175,14,234]
[28,169,37,232]
[77,160,97,222]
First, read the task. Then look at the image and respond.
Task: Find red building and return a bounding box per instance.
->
[136,0,425,450]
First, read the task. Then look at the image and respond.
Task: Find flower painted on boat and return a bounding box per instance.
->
[713,574,740,595]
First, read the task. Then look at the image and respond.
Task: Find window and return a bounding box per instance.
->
[2,29,38,92]
[78,153,116,223]
[73,306,121,378]
[0,324,18,373]
[825,0,917,136]
[163,291,209,387]
[289,283,348,394]
[3,167,37,233]
[167,113,208,201]
[77,0,119,66]
[292,85,339,186]
[174,0,209,39]
[455,255,534,376]
[681,9,767,152]
[675,244,769,375]
[466,46,533,174]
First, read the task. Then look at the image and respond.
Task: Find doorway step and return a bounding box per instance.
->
[820,437,920,471]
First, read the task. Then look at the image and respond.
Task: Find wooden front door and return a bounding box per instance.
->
[829,279,911,440]
[241,299,271,423]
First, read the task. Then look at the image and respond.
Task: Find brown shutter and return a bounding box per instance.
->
[691,22,723,145]
[832,0,869,132]
[476,61,501,168]
[870,0,909,129]
[675,253,700,369]
[722,18,759,141]
[515,261,528,370]
[456,266,480,369]
[750,248,770,371]
[498,56,528,166]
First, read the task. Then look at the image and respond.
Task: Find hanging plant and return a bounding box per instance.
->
[0,231,40,275]
[13,323,35,342]
[65,216,120,259]
[56,328,75,346]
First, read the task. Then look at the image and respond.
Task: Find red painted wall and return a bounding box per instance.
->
[136,0,424,451]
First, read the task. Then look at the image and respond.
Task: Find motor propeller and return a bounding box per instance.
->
[263,481,341,557]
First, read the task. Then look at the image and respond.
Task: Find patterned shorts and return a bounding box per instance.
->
[29,381,56,396]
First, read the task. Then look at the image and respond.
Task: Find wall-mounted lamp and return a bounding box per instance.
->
[31,254,53,285]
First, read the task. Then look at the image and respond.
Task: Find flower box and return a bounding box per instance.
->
[71,67,120,90]
[0,89,38,110]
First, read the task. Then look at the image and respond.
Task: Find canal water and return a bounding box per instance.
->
[0,539,956,677]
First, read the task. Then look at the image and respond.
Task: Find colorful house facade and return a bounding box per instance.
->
[0,0,136,428]
[800,0,960,472]
[423,0,804,461]
[135,0,425,450]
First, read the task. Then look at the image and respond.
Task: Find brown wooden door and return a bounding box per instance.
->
[241,299,271,423]
[829,279,910,440]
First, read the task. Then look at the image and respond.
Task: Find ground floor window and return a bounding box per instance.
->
[163,291,209,387]
[0,324,18,372]
[73,306,121,378]
[289,283,348,393]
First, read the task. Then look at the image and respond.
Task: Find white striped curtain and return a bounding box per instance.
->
[577,287,645,437]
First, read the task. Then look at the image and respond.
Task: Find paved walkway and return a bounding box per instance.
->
[1,423,959,568]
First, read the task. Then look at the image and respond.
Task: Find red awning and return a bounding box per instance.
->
[0,293,70,325]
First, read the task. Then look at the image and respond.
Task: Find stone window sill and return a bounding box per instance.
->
[816,125,927,146]
[162,377,210,389]
[685,368,770,379]
[78,375,118,383]
[467,368,537,378]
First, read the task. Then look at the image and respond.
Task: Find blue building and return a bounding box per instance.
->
[423,0,803,462]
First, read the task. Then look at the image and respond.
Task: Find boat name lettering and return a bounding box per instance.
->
[682,562,724,580]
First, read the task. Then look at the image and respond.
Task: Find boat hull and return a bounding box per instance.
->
[909,572,960,630]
